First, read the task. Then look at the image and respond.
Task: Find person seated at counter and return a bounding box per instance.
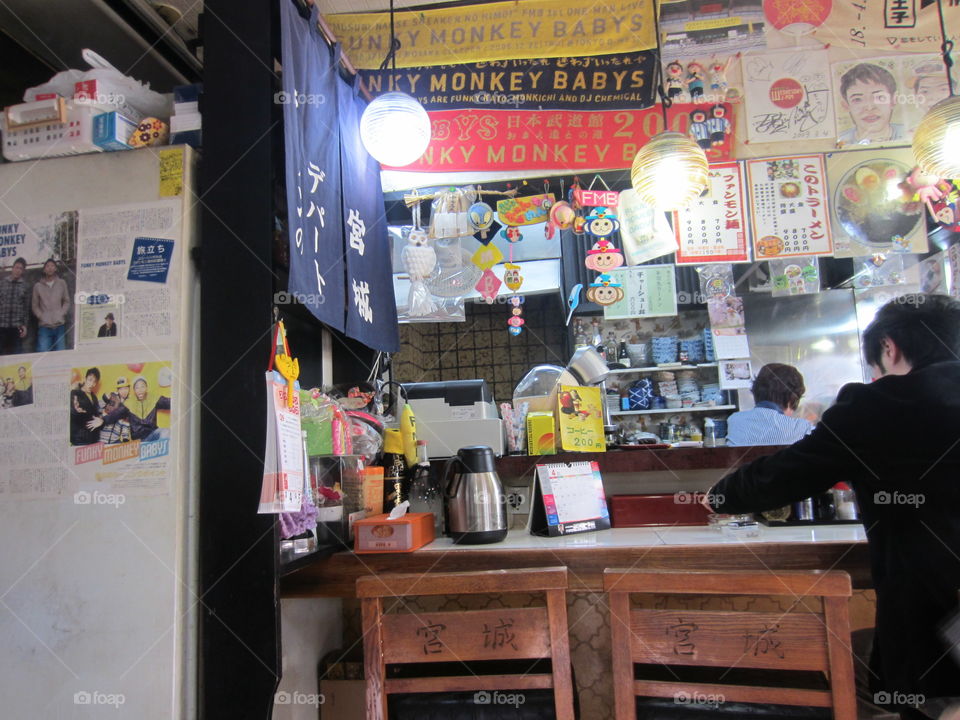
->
[705,294,960,720]
[725,363,814,446]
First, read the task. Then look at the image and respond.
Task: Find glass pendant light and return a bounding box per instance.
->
[359,0,431,167]
[630,4,708,209]
[912,0,959,178]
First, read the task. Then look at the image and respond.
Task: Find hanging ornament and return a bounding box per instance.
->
[503,262,524,291]
[475,268,502,303]
[546,200,576,239]
[500,225,524,244]
[401,228,439,317]
[468,200,495,237]
[471,243,503,270]
[496,194,555,226]
[573,210,587,236]
[507,296,525,335]
[585,273,625,306]
[584,239,625,273]
[584,207,620,239]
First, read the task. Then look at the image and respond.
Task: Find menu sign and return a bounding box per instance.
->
[674,162,750,265]
[602,264,678,319]
[746,154,833,259]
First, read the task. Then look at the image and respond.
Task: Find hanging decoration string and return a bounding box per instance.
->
[379,0,401,72]
[652,0,671,128]
[936,0,954,96]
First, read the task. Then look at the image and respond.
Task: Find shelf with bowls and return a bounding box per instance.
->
[607,363,718,374]
[610,404,737,416]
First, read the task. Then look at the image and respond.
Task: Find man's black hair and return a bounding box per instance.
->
[752,363,806,411]
[863,294,960,372]
[85,367,101,382]
[12,257,26,268]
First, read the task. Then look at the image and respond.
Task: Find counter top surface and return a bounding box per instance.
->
[418,524,867,552]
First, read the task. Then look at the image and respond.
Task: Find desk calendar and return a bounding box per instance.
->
[746,155,833,259]
[529,461,610,537]
[674,162,750,265]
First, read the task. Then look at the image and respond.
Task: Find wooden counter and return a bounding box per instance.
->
[280,525,872,598]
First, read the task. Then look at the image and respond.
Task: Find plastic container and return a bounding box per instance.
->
[2,99,101,161]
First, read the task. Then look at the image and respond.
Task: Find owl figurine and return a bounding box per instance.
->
[401,229,438,316]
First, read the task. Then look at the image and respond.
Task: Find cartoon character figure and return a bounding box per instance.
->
[572,211,587,236]
[709,59,730,93]
[903,167,957,220]
[706,104,731,147]
[546,200,576,239]
[583,207,620,239]
[584,239,624,272]
[689,109,711,150]
[500,225,524,243]
[585,274,624,306]
[503,262,524,291]
[468,202,493,231]
[932,200,960,231]
[686,62,705,101]
[664,61,685,100]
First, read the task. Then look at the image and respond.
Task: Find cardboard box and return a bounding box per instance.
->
[92,111,136,151]
[526,411,556,455]
[354,512,435,553]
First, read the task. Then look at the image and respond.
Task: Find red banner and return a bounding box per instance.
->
[386,103,735,172]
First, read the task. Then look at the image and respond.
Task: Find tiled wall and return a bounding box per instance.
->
[393,294,570,405]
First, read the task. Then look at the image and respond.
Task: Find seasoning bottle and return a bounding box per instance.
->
[382,428,406,509]
[407,440,443,537]
[618,340,631,368]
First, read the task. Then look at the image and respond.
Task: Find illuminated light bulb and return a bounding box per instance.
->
[359,91,432,167]
[912,95,960,179]
[631,132,709,211]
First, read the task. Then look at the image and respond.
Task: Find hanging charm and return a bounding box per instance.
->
[503,262,524,291]
[584,239,624,273]
[585,273,624,306]
[546,200,576,239]
[507,295,525,335]
[401,228,439,316]
[584,206,620,239]
[500,225,524,244]
[471,242,503,270]
[476,268,502,303]
[468,200,496,242]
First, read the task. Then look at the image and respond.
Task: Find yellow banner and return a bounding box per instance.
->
[324,0,655,69]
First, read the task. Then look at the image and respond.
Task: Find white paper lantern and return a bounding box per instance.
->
[913,95,960,179]
[359,91,431,167]
[630,132,709,211]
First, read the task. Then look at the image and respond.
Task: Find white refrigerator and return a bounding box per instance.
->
[0,146,199,718]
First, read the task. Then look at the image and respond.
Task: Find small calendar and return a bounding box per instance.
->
[674,162,750,265]
[746,154,833,259]
[529,461,610,537]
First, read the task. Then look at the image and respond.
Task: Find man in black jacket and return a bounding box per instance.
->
[708,294,960,718]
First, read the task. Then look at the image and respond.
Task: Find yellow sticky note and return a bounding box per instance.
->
[159,148,184,197]
[557,385,606,452]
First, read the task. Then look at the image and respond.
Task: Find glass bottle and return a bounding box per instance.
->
[591,318,604,359]
[382,428,406,509]
[605,332,618,364]
[407,440,443,537]
[617,340,631,368]
[573,320,588,348]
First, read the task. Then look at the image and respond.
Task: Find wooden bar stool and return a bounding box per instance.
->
[357,566,575,720]
[603,568,856,720]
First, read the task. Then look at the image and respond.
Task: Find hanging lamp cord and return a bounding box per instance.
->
[936,0,955,96]
[379,0,401,72]
[651,0,671,127]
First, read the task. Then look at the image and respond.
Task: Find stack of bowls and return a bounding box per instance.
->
[677,372,700,406]
[700,383,723,404]
[651,336,679,364]
[703,328,716,362]
[680,337,705,363]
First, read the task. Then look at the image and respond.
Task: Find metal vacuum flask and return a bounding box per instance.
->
[443,445,508,545]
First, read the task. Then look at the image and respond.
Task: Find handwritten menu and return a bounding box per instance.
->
[674,162,750,265]
[603,264,678,320]
[530,461,610,537]
[746,155,833,259]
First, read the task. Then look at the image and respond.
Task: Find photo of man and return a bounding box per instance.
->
[89,375,171,442]
[98,376,132,445]
[0,257,29,355]
[97,312,118,337]
[837,62,903,145]
[70,367,102,445]
[32,258,71,352]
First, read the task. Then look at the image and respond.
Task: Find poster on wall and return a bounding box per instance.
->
[826,147,928,258]
[707,295,751,359]
[949,243,960,299]
[358,52,659,111]
[602,264,678,320]
[719,359,754,389]
[660,0,767,58]
[392,103,735,172]
[618,189,678,265]
[920,251,947,294]
[743,48,835,143]
[746,154,833,259]
[832,54,944,148]
[0,212,78,357]
[324,0,656,69]
[674,162,750,265]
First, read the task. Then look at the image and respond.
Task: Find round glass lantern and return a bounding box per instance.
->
[913,95,960,179]
[630,132,709,211]
[359,91,432,167]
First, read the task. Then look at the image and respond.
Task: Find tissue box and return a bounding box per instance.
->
[354,512,435,553]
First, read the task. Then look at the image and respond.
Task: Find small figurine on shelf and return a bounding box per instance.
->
[689,108,711,150]
[709,58,730,95]
[664,61,685,100]
[686,61,705,101]
[707,104,731,147]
